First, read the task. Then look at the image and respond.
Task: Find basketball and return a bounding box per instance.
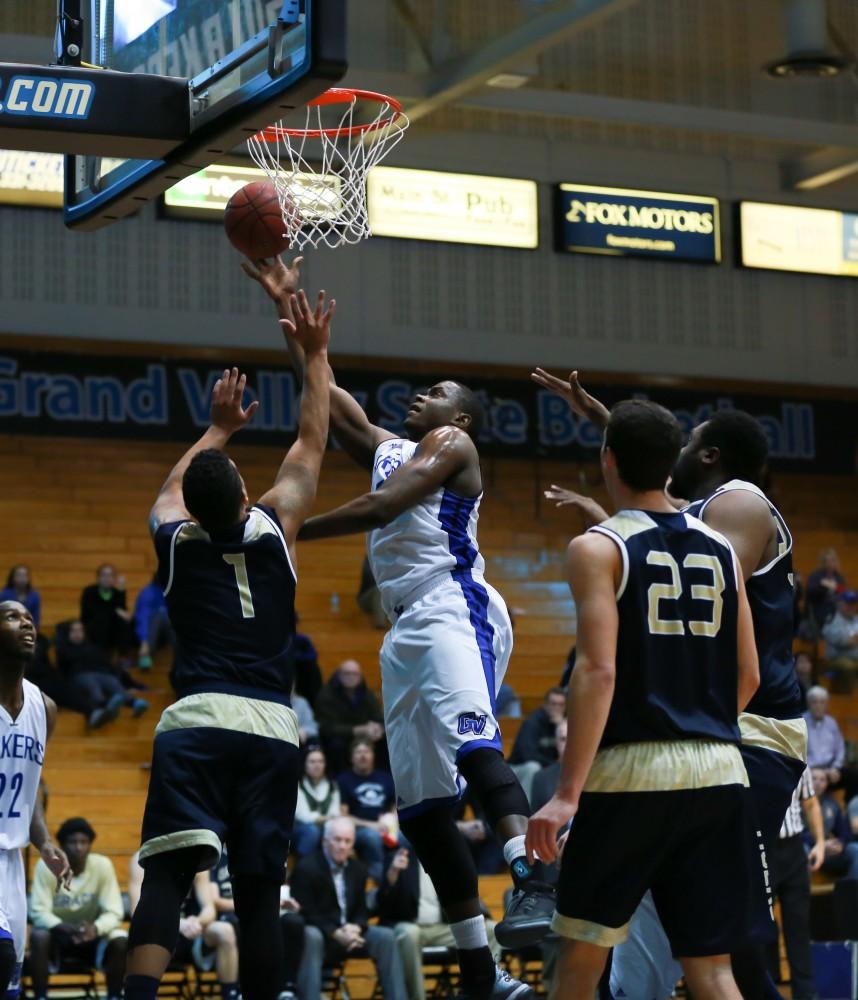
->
[223,180,298,259]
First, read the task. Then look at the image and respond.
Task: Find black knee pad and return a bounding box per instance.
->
[0,937,16,993]
[400,805,479,910]
[128,848,202,952]
[458,748,530,828]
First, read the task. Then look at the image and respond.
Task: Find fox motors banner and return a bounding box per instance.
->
[0,345,852,473]
[556,184,721,263]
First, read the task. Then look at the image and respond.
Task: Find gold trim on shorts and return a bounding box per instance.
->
[584,739,748,793]
[138,829,222,869]
[738,712,807,763]
[155,692,299,746]
[551,912,631,946]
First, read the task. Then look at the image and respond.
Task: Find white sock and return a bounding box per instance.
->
[503,834,527,866]
[449,915,489,951]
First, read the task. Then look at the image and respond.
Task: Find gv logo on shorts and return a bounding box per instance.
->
[458,712,487,736]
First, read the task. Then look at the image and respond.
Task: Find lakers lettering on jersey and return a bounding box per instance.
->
[367,438,487,618]
[0,679,46,852]
[685,479,802,723]
[588,509,741,749]
[154,504,297,703]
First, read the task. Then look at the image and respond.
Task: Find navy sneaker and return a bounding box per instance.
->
[494,881,556,949]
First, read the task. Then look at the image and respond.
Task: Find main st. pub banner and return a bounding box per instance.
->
[0,345,854,474]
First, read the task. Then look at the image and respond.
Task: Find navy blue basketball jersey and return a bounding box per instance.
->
[590,509,741,747]
[686,480,801,721]
[153,504,296,703]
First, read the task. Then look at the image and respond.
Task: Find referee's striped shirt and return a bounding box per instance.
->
[780,767,814,839]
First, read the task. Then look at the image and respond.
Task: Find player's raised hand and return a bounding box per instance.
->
[210,367,260,436]
[544,485,609,527]
[240,254,304,304]
[525,794,577,865]
[41,840,72,889]
[531,368,610,430]
[280,289,335,356]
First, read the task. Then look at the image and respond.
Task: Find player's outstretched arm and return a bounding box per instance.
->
[258,289,332,551]
[531,368,611,430]
[544,484,610,528]
[526,532,619,865]
[736,570,760,711]
[244,257,394,469]
[299,426,474,542]
[149,368,260,535]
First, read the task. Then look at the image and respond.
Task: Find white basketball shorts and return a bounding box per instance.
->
[380,574,513,818]
[0,848,26,997]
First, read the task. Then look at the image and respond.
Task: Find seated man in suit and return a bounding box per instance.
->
[289,816,407,1000]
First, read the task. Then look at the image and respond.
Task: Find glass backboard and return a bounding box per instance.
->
[64,0,346,229]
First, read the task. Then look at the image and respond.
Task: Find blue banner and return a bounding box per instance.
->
[556,184,721,263]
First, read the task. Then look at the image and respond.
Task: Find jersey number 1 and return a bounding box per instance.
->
[647,551,725,638]
[222,553,256,619]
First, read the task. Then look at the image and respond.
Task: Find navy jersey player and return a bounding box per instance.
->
[526,400,760,1000]
[244,257,542,1000]
[125,292,332,1000]
[0,602,70,1000]
[536,368,806,998]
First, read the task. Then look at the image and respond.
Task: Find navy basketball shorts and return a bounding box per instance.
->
[554,784,753,957]
[138,693,300,877]
[735,712,807,941]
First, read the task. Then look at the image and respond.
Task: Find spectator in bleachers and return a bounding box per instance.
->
[822,590,858,669]
[0,565,40,627]
[508,686,566,801]
[133,574,173,670]
[24,631,91,719]
[806,548,846,633]
[316,659,385,774]
[79,564,136,657]
[806,769,858,880]
[804,685,846,787]
[292,684,319,747]
[530,718,568,814]
[29,817,127,1000]
[292,614,322,706]
[376,845,500,1000]
[337,738,395,882]
[290,817,407,1000]
[293,747,341,858]
[129,853,239,1000]
[794,652,814,710]
[55,620,149,727]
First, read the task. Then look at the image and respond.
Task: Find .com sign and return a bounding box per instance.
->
[0,76,94,119]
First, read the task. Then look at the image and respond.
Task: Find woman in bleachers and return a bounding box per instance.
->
[292,748,341,858]
[0,565,40,628]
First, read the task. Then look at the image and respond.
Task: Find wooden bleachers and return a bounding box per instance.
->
[2,432,857,917]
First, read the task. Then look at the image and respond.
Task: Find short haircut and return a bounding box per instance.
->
[323,815,355,840]
[605,400,682,492]
[449,382,486,440]
[545,686,566,701]
[182,449,244,533]
[806,685,828,702]
[697,410,769,484]
[350,737,374,756]
[57,816,96,844]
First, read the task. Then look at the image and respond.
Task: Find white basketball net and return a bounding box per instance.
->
[247,90,409,250]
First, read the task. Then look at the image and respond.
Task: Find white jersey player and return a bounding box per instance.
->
[244,263,553,999]
[0,602,70,999]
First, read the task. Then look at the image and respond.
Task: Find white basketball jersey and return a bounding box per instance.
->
[0,680,46,851]
[367,438,486,618]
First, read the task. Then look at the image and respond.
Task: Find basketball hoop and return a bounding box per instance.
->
[247,87,409,250]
